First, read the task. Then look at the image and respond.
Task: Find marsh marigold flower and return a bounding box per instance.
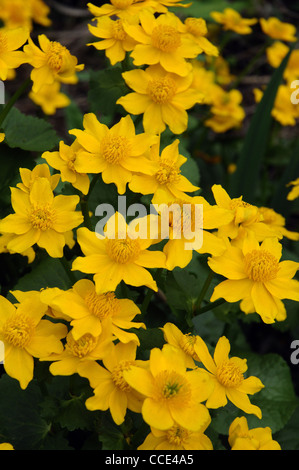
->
[78,341,144,425]
[29,82,71,115]
[88,16,138,66]
[162,322,200,369]
[23,34,84,93]
[0,443,14,450]
[129,139,199,202]
[88,0,155,20]
[42,140,90,195]
[211,8,258,35]
[287,177,299,201]
[0,294,67,389]
[181,17,219,57]
[69,113,158,195]
[258,206,299,241]
[194,336,264,418]
[123,10,202,76]
[205,87,245,133]
[0,26,29,81]
[0,0,51,30]
[208,234,299,323]
[260,17,297,42]
[72,212,166,293]
[138,422,213,450]
[117,64,203,135]
[0,133,5,143]
[228,416,281,450]
[0,178,83,258]
[49,279,145,344]
[254,85,299,127]
[123,343,212,431]
[16,163,60,193]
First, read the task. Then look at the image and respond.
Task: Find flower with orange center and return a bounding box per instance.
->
[0,294,67,389]
[123,10,202,76]
[260,17,297,42]
[23,34,84,93]
[228,416,281,450]
[129,138,199,202]
[42,140,90,195]
[78,341,144,425]
[49,279,145,344]
[87,16,138,65]
[69,113,158,194]
[0,26,29,80]
[139,422,213,450]
[0,178,83,258]
[72,212,166,293]
[194,336,264,418]
[208,234,299,323]
[211,8,258,35]
[117,64,203,135]
[123,343,212,431]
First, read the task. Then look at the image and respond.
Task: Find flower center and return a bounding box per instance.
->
[166,426,191,447]
[230,198,252,210]
[2,313,35,348]
[244,249,280,282]
[184,17,208,37]
[106,237,141,264]
[84,291,120,319]
[0,32,8,53]
[66,333,97,358]
[46,41,66,72]
[155,160,181,185]
[102,136,129,164]
[216,360,244,388]
[112,19,127,41]
[111,360,135,392]
[179,333,199,360]
[111,0,133,8]
[155,370,192,404]
[147,77,177,104]
[151,24,181,52]
[30,205,55,231]
[67,154,77,171]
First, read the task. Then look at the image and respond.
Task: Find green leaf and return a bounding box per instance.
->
[0,375,50,450]
[2,107,59,152]
[169,0,248,19]
[230,45,294,203]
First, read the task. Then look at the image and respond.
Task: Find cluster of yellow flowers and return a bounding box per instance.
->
[1,0,298,452]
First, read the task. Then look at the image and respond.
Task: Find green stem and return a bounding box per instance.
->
[0,77,31,128]
[193,270,215,313]
[196,298,227,315]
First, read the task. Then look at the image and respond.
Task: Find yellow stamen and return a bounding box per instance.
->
[155,160,181,186]
[84,291,120,319]
[244,249,280,282]
[147,77,177,104]
[102,136,130,164]
[151,25,181,52]
[216,360,244,388]
[46,41,66,72]
[106,237,141,264]
[2,313,35,348]
[111,360,134,392]
[66,333,97,358]
[30,206,55,231]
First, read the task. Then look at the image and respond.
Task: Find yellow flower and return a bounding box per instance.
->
[16,163,60,193]
[72,212,166,293]
[117,64,203,135]
[260,17,297,42]
[43,327,115,377]
[254,85,299,127]
[0,178,83,258]
[0,26,29,80]
[194,336,264,418]
[258,206,299,241]
[228,416,281,450]
[29,81,71,115]
[0,133,5,143]
[123,343,212,431]
[49,279,145,344]
[0,443,14,450]
[0,293,67,389]
[129,138,199,201]
[123,10,202,76]
[88,0,156,20]
[78,341,144,425]
[153,192,232,269]
[208,234,299,324]
[287,177,299,201]
[42,140,90,195]
[0,0,51,30]
[138,423,213,450]
[69,113,158,195]
[211,184,283,242]
[162,322,200,369]
[266,41,299,82]
[210,8,258,35]
[0,232,35,263]
[181,17,219,57]
[88,16,138,66]
[23,34,84,93]
[205,87,245,133]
